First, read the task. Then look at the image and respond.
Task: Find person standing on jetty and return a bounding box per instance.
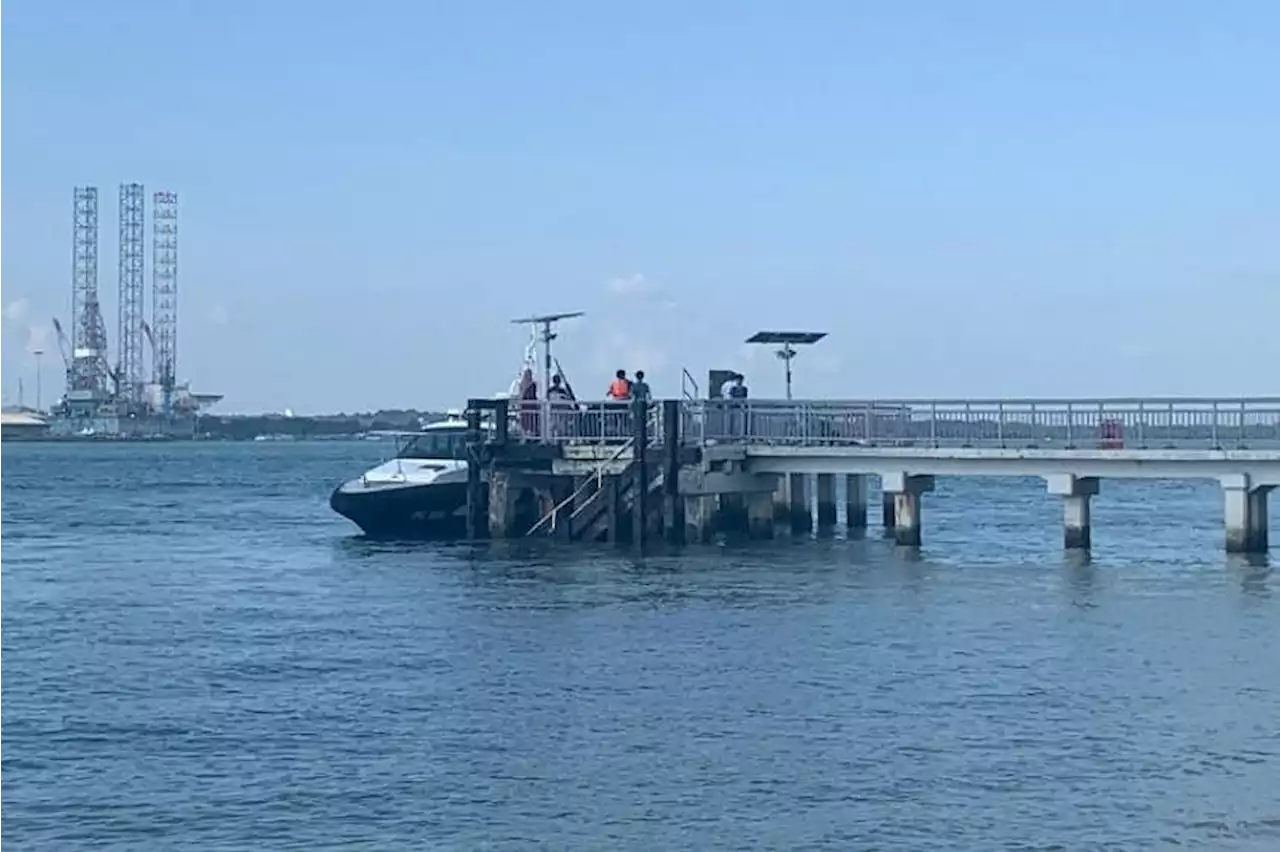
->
[519,368,540,435]
[631,370,651,402]
[607,370,632,401]
[547,373,574,438]
[604,370,632,439]
[548,373,574,401]
[726,372,749,436]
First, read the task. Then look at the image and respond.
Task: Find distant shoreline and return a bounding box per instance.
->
[1,409,448,443]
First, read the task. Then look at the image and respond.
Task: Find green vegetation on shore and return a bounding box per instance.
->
[197,409,447,441]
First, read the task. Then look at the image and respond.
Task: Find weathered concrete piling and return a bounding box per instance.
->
[464,394,1280,555]
[788,472,812,534]
[1047,474,1099,550]
[883,473,935,548]
[1222,475,1272,554]
[845,474,868,532]
[815,474,838,531]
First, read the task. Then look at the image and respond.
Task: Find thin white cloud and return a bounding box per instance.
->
[209,303,231,326]
[5,298,31,323]
[605,273,655,298]
[25,321,53,354]
[587,329,670,388]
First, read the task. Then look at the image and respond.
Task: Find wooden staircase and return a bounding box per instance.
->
[527,454,668,543]
[567,460,666,542]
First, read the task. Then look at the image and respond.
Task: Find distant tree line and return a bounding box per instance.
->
[196,409,447,440]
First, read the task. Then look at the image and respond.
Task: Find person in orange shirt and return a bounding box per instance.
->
[604,370,633,439]
[607,369,632,401]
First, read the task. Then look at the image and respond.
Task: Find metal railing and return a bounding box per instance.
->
[506,400,664,447]
[492,397,1280,450]
[685,397,1280,450]
[681,368,700,402]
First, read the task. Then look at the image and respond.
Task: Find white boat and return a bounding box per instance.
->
[328,412,489,537]
[329,314,584,538]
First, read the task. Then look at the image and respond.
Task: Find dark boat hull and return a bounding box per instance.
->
[329,480,483,539]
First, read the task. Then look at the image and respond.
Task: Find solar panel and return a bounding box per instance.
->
[745,331,827,345]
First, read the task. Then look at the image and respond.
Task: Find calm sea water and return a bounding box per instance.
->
[3,441,1278,850]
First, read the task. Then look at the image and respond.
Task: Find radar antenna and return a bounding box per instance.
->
[509,311,584,400]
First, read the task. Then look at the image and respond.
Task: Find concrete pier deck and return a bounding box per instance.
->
[466,397,1280,554]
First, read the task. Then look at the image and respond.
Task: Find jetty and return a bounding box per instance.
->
[464,388,1280,554]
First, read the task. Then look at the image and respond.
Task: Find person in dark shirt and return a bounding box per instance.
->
[727,373,748,437]
[631,370,651,402]
[546,374,574,437]
[548,374,573,400]
[519,374,540,436]
[727,373,748,399]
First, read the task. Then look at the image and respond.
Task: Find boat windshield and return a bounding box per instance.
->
[397,427,467,460]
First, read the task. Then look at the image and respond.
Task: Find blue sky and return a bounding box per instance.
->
[3,0,1277,413]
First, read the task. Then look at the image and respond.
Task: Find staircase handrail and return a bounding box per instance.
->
[525,436,637,536]
[681,368,700,402]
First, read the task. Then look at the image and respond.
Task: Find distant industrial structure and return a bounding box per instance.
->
[50,184,221,438]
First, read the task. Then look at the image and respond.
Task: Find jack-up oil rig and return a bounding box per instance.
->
[50,185,221,438]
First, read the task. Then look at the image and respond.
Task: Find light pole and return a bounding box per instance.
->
[745,331,827,400]
[32,348,44,411]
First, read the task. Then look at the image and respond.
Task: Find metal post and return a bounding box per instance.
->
[494,398,508,444]
[465,401,486,540]
[783,343,794,400]
[540,319,552,406]
[632,398,649,547]
[33,348,44,411]
[663,399,684,544]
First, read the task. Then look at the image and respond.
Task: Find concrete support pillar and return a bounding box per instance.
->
[1222,475,1272,554]
[1046,474,1100,550]
[892,493,921,547]
[882,472,934,547]
[788,472,812,534]
[845,474,868,532]
[881,486,896,537]
[551,477,575,540]
[745,492,775,539]
[487,470,515,538]
[717,493,748,535]
[663,490,685,545]
[606,476,624,545]
[772,476,791,528]
[684,495,715,544]
[662,398,684,545]
[1063,495,1091,550]
[815,473,837,531]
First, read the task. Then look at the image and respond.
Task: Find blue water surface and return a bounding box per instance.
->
[3,441,1278,850]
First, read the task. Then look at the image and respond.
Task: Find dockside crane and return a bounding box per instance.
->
[51,317,73,381]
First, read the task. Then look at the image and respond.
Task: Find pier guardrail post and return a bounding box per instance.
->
[465,399,487,540]
[662,399,684,544]
[632,398,650,547]
[493,398,509,444]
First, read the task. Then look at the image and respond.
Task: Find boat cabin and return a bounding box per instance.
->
[394,415,494,461]
[398,426,467,460]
